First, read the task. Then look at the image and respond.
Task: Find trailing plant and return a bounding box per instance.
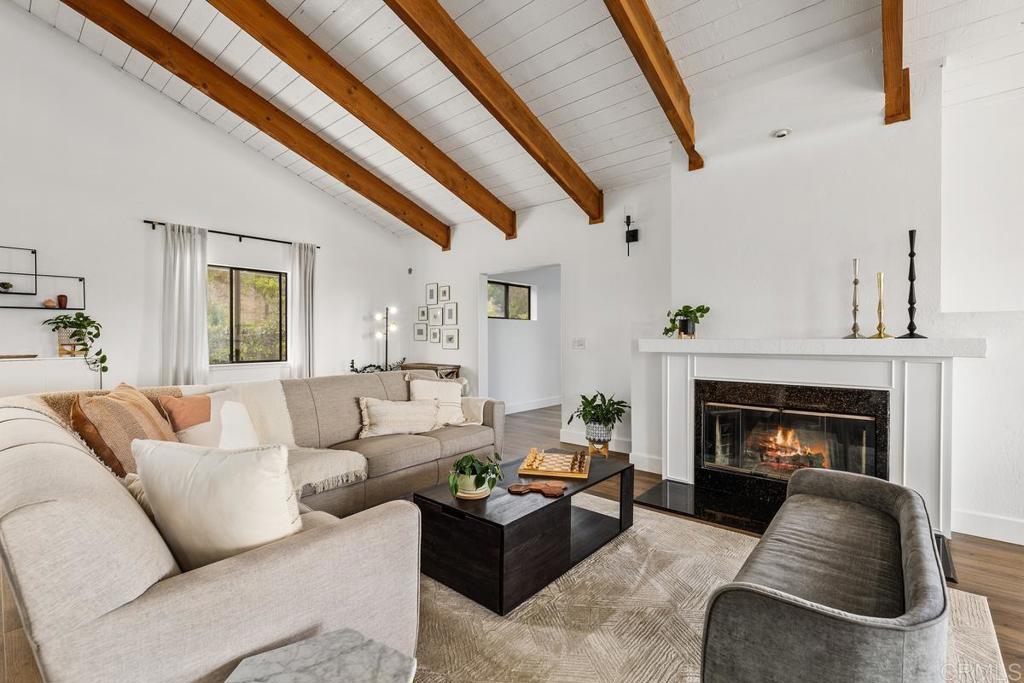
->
[349,357,406,374]
[663,304,711,336]
[448,453,503,496]
[41,312,109,387]
[567,392,630,428]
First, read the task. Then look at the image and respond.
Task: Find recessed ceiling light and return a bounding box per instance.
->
[772,128,792,139]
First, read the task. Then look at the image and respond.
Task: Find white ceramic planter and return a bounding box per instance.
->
[456,474,492,499]
[585,422,614,444]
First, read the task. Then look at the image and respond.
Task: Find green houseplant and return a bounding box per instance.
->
[41,312,109,388]
[448,453,503,499]
[568,392,630,446]
[663,304,710,338]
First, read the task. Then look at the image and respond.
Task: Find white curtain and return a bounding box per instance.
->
[161,224,209,386]
[289,242,316,379]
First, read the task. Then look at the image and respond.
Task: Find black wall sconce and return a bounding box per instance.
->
[625,214,639,255]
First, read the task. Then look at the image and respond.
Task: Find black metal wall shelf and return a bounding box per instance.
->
[0,246,38,295]
[0,272,86,310]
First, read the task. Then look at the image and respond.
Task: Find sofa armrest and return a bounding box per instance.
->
[702,582,947,683]
[43,501,420,683]
[484,400,505,455]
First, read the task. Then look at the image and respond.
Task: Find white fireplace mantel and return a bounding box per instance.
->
[636,337,987,537]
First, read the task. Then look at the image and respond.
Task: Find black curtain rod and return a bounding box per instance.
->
[144,220,320,249]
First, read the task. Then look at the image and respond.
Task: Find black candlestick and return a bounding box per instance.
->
[899,229,926,339]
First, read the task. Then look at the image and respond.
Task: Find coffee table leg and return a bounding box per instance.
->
[620,466,634,531]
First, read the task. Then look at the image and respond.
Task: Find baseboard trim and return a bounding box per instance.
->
[952,508,1024,546]
[504,396,561,415]
[559,428,631,455]
[628,451,662,475]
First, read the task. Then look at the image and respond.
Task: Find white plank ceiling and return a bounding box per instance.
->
[12,0,1024,239]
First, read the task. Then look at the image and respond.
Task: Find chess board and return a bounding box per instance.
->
[517,448,591,479]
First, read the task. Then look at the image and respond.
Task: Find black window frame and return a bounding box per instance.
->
[208,264,288,365]
[487,280,532,320]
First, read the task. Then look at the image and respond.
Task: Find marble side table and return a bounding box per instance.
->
[226,629,416,683]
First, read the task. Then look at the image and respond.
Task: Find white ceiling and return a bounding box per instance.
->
[12,0,1024,240]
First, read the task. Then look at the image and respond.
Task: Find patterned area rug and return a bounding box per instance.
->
[415,494,1006,683]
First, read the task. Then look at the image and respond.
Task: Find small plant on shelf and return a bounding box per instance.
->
[568,392,630,448]
[448,453,503,499]
[41,312,109,388]
[663,304,710,338]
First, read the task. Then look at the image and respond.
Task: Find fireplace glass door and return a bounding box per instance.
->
[702,402,877,481]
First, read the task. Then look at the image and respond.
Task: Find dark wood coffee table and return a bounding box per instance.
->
[413,456,633,615]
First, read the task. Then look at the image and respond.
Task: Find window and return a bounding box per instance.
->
[487,280,531,320]
[207,266,287,364]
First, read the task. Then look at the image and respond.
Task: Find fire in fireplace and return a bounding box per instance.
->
[694,380,889,505]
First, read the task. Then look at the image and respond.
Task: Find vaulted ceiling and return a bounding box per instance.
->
[13,0,1024,240]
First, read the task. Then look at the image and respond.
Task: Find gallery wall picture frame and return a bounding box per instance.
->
[429,327,441,343]
[426,283,439,305]
[439,285,451,302]
[414,323,427,341]
[442,328,460,350]
[443,302,458,325]
[417,306,428,322]
[428,306,443,326]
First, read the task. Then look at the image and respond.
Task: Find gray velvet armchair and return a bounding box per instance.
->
[702,469,949,683]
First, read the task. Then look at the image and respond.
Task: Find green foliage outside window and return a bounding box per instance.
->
[207,266,287,364]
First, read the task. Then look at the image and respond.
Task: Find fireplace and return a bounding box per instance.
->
[694,380,889,508]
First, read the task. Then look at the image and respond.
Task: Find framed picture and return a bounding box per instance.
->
[428,306,443,326]
[443,302,458,325]
[426,283,439,305]
[442,328,459,350]
[429,327,441,343]
[414,323,427,341]
[439,285,451,302]
[417,306,428,322]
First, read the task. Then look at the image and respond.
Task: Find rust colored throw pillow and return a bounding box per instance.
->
[71,384,178,476]
[158,394,212,432]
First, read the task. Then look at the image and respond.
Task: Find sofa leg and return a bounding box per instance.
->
[936,533,958,584]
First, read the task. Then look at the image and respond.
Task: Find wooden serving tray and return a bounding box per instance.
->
[517,448,591,479]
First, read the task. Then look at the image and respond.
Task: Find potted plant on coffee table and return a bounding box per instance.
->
[568,392,630,457]
[448,453,503,500]
[663,304,710,339]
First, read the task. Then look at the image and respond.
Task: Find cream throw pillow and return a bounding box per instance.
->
[133,440,301,570]
[409,378,465,427]
[358,397,439,438]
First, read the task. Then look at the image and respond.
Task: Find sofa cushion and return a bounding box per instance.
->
[71,383,178,476]
[735,493,905,618]
[335,434,440,477]
[288,447,367,496]
[307,374,389,446]
[281,379,320,448]
[422,425,496,459]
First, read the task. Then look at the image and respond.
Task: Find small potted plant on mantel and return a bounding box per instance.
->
[568,392,630,456]
[664,304,710,339]
[448,453,503,500]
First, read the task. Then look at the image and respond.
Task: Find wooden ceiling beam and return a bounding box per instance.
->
[207,0,516,239]
[882,0,911,124]
[604,0,703,171]
[383,0,604,224]
[62,0,451,249]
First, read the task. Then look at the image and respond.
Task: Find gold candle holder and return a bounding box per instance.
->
[869,272,893,339]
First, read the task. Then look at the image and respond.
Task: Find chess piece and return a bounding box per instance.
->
[869,272,893,339]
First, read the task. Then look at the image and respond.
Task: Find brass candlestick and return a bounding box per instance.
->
[844,258,864,338]
[869,272,893,339]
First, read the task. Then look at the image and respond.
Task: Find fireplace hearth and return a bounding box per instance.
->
[694,380,889,510]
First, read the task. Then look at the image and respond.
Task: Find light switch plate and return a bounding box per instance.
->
[571,337,586,350]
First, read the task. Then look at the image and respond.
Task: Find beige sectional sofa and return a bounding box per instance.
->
[0,370,503,682]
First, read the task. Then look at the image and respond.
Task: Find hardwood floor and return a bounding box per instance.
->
[506,405,1024,675]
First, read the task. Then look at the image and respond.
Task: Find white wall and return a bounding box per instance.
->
[405,177,671,452]
[0,4,406,393]
[486,265,561,413]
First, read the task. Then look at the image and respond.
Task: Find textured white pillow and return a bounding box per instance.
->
[133,440,301,570]
[172,389,260,448]
[409,378,465,427]
[358,397,439,438]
